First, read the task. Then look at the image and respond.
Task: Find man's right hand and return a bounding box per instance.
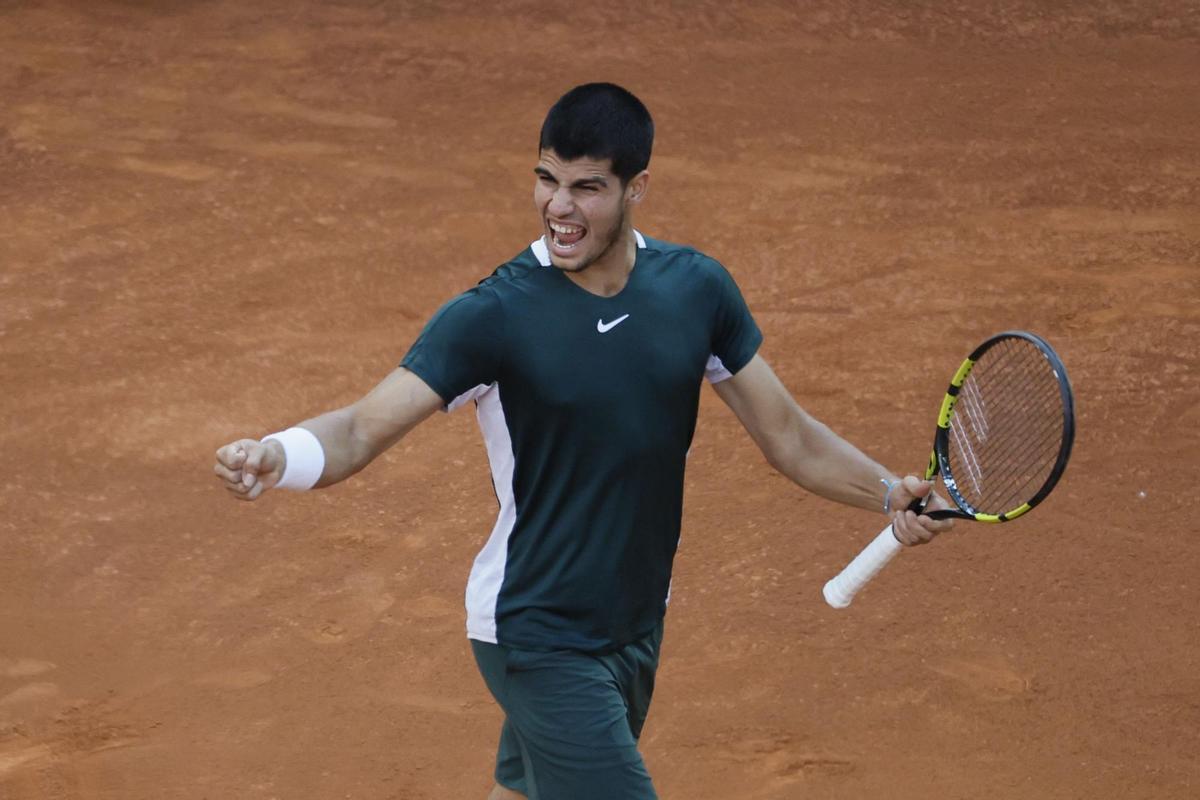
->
[214,438,285,501]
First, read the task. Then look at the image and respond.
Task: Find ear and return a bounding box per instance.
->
[624,170,650,205]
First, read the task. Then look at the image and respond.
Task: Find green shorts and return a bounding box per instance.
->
[470,622,664,800]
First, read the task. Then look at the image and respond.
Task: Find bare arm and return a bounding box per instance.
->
[298,367,444,487]
[214,368,444,499]
[713,355,895,512]
[712,354,952,543]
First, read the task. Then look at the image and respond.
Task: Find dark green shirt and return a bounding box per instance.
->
[402,233,762,652]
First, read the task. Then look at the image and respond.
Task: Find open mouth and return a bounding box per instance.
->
[549,221,586,251]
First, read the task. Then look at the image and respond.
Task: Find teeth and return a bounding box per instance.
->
[550,222,583,234]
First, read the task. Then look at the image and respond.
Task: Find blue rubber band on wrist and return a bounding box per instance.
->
[881,478,900,513]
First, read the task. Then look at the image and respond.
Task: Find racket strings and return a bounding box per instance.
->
[980,424,1061,506]
[962,342,1064,507]
[951,414,1057,511]
[946,338,1066,514]
[949,411,986,498]
[965,346,1064,505]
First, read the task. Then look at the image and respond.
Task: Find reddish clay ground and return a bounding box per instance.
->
[2,2,1198,798]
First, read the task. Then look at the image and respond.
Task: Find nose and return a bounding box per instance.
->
[547,186,573,217]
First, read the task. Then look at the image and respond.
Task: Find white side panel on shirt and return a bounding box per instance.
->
[463,383,517,643]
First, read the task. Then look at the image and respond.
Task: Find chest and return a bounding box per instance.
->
[502,283,711,412]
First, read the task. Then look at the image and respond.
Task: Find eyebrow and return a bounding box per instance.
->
[533,167,608,189]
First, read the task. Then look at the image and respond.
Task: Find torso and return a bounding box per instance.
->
[403,233,762,652]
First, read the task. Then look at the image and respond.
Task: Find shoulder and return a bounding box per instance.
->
[431,243,543,318]
[639,234,736,285]
[639,233,707,261]
[477,244,545,294]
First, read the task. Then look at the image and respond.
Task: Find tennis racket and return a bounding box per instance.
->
[823,330,1075,608]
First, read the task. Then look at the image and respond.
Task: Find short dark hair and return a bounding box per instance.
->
[539,83,654,184]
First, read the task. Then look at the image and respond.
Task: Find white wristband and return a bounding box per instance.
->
[261,427,325,491]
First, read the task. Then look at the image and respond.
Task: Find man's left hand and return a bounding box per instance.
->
[889,475,955,546]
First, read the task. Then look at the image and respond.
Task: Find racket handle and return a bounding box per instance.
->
[823,524,904,608]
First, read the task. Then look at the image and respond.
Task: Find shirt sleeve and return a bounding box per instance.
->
[706,258,762,377]
[400,287,505,405]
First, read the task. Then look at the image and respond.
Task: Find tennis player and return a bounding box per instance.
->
[214,83,952,800]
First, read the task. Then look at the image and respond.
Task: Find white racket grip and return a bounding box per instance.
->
[823,524,904,608]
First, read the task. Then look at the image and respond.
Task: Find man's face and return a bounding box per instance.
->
[533,150,642,273]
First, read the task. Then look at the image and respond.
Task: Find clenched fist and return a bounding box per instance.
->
[213,438,285,501]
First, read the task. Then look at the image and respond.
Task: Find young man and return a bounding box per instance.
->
[213,83,951,800]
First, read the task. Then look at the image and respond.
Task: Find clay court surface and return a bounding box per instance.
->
[2,1,1198,798]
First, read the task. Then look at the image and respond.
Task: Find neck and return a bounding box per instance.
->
[564,224,637,298]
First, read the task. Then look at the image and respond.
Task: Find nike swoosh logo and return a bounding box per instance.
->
[596,314,630,333]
